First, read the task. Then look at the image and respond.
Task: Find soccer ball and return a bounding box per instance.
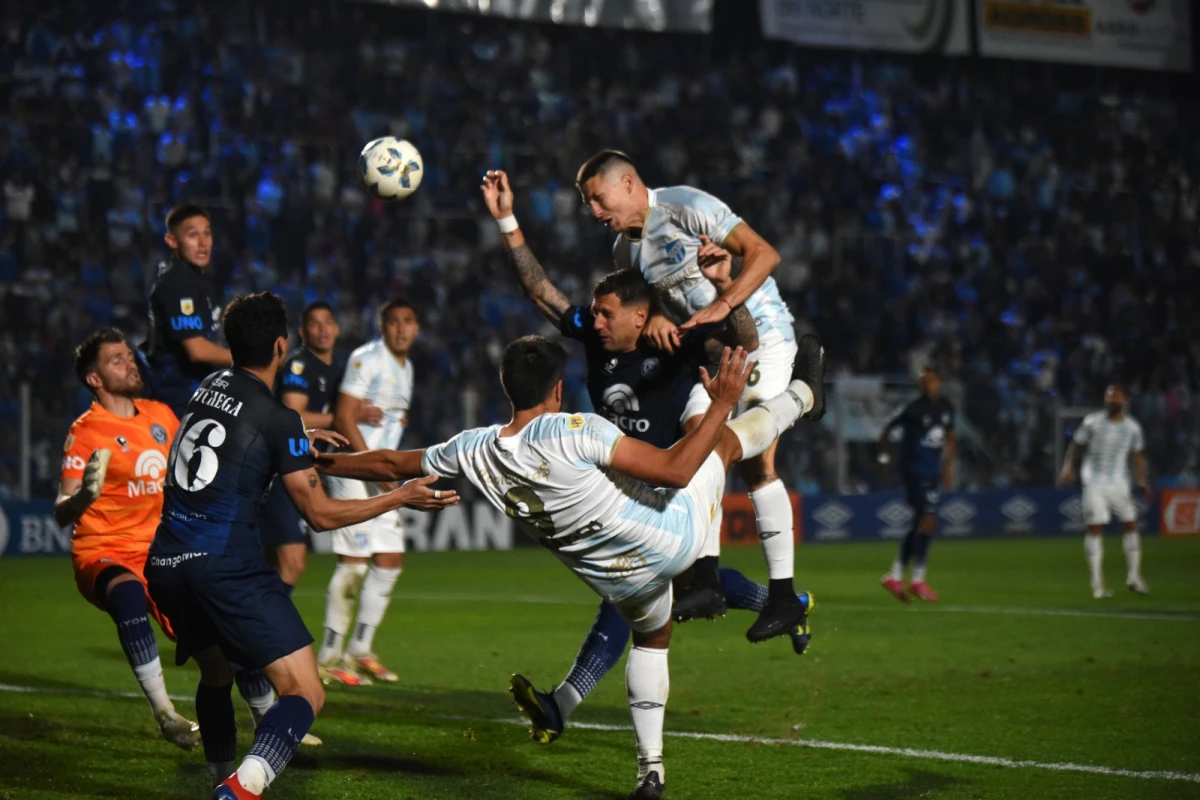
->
[358,137,423,201]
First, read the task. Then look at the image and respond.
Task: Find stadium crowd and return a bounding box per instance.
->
[1,0,1197,498]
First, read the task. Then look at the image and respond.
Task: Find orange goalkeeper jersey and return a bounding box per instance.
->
[60,400,179,560]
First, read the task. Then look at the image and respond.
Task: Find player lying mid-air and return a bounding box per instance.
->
[315,334,824,799]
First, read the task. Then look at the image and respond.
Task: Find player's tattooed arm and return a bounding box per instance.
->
[704,303,759,363]
[509,244,572,322]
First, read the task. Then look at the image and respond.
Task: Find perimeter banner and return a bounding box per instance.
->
[976,0,1192,71]
[759,0,970,54]
[366,0,712,33]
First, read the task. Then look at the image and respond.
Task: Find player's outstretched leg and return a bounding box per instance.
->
[626,641,669,799]
[718,568,814,655]
[235,667,322,746]
[317,561,370,685]
[906,513,939,602]
[103,575,200,749]
[213,647,325,800]
[346,557,403,682]
[723,333,823,642]
[1084,529,1110,598]
[510,601,630,743]
[1122,525,1149,594]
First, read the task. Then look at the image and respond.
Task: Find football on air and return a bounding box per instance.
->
[359,136,423,201]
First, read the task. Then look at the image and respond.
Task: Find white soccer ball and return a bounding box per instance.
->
[358,137,424,201]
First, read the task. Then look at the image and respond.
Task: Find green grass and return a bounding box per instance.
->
[1,537,1199,799]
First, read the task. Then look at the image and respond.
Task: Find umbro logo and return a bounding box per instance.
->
[877,500,912,528]
[813,501,852,529]
[759,530,783,541]
[630,701,665,710]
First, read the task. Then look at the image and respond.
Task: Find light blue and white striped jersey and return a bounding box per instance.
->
[421,412,702,603]
[613,185,795,350]
[339,340,414,450]
[1074,412,1144,487]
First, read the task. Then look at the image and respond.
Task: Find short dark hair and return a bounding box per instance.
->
[379,297,418,324]
[74,327,127,387]
[301,301,335,327]
[576,150,636,187]
[593,269,652,307]
[224,292,288,369]
[165,203,210,232]
[500,336,568,411]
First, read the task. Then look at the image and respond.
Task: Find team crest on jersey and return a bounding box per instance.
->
[115,435,131,452]
[151,424,168,444]
[568,415,585,431]
[354,360,363,370]
[63,435,75,452]
[291,361,305,375]
[641,358,660,379]
[665,239,686,264]
[604,358,618,373]
[180,298,194,315]
[318,377,327,392]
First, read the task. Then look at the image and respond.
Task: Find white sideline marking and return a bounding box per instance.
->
[2,683,1196,784]
[293,589,1200,622]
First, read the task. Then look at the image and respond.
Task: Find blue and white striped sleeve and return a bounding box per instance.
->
[421,434,464,479]
[676,187,743,246]
[571,413,624,467]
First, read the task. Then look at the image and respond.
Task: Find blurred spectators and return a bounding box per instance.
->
[1,0,1196,497]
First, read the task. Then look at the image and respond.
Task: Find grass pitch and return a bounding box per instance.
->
[1,536,1198,799]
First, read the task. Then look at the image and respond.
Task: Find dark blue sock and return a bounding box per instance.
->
[247,695,315,783]
[106,580,159,670]
[719,567,769,612]
[898,525,918,567]
[912,530,933,571]
[196,682,237,765]
[563,602,630,700]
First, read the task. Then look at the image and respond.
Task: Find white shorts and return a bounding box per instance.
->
[1082,483,1137,527]
[611,453,726,633]
[736,338,798,417]
[325,476,405,556]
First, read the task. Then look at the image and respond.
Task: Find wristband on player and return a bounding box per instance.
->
[496,216,519,234]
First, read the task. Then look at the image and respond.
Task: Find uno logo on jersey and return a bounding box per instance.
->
[170,316,204,331]
[601,384,650,433]
[289,438,311,457]
[128,450,169,497]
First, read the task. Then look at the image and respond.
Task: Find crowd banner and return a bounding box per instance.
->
[367,0,712,33]
[759,0,970,54]
[976,0,1192,71]
[1160,490,1200,536]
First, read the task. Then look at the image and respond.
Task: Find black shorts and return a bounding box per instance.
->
[259,480,306,547]
[146,552,313,670]
[905,474,941,516]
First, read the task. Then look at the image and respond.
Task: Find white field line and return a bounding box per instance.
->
[291,589,1200,622]
[1,683,1195,784]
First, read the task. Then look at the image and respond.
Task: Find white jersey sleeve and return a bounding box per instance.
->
[665,186,744,246]
[1073,413,1098,446]
[1130,420,1145,453]
[568,413,625,467]
[339,349,377,400]
[422,430,477,479]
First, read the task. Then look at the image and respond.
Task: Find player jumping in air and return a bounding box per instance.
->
[878,367,957,603]
[572,151,823,641]
[144,292,458,799]
[316,334,825,799]
[1059,385,1151,598]
[481,170,815,745]
[56,327,198,750]
[317,299,419,686]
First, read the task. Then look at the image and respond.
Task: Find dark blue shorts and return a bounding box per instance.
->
[145,552,313,670]
[260,480,306,547]
[905,474,941,515]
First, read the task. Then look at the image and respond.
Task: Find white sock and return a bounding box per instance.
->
[911,564,928,583]
[748,480,794,580]
[208,760,237,788]
[626,645,668,784]
[1084,535,1104,588]
[1122,532,1142,582]
[887,559,904,581]
[133,657,175,716]
[552,681,584,721]
[319,562,367,664]
[347,565,402,658]
[241,686,275,728]
[728,380,810,460]
[236,755,273,794]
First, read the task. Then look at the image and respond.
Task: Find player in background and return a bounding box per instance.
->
[573,151,822,641]
[315,335,823,799]
[55,327,198,749]
[141,204,232,417]
[877,367,956,603]
[1059,385,1151,598]
[262,302,384,589]
[482,170,814,745]
[316,299,418,686]
[144,292,457,800]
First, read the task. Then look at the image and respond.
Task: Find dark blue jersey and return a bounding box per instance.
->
[152,369,314,559]
[276,348,340,415]
[143,259,223,416]
[894,395,955,478]
[559,305,710,449]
